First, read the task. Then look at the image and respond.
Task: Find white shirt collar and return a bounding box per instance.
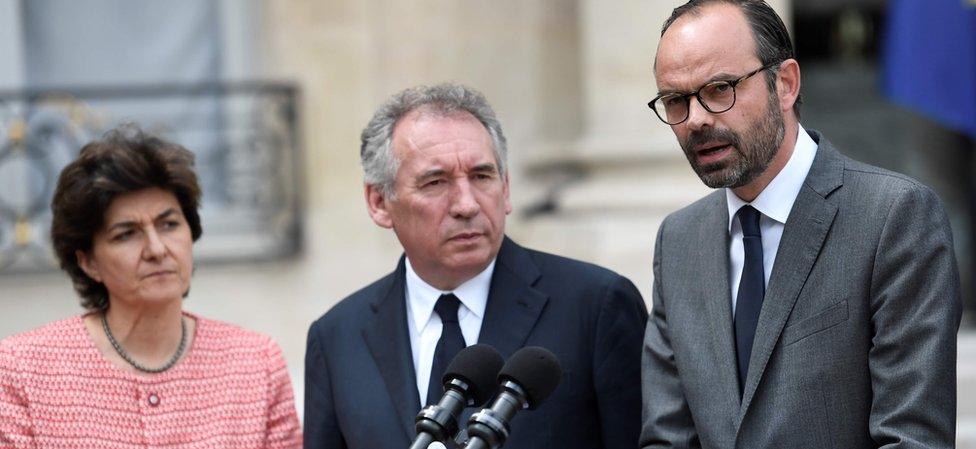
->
[726,124,818,230]
[405,257,494,333]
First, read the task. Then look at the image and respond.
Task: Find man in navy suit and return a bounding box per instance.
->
[303,83,648,449]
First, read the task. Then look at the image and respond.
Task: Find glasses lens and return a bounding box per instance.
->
[654,94,687,125]
[699,81,736,113]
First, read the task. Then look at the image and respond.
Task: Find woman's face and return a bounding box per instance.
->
[77,187,194,309]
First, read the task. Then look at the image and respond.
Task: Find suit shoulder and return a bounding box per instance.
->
[838,157,945,211]
[0,316,88,361]
[521,245,631,287]
[659,189,725,234]
[842,157,932,195]
[309,271,395,332]
[514,244,647,319]
[193,315,276,349]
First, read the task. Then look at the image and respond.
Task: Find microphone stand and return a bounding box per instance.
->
[409,379,471,449]
[461,381,528,449]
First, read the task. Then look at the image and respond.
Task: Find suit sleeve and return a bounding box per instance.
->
[592,273,648,449]
[263,339,303,449]
[640,219,702,449]
[868,183,961,448]
[0,343,35,449]
[304,324,347,449]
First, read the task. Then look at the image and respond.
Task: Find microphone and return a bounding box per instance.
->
[409,344,504,449]
[461,346,563,449]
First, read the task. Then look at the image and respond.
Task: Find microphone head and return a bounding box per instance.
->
[443,344,504,406]
[498,346,563,409]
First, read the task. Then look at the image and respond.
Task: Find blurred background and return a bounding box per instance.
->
[0,0,973,443]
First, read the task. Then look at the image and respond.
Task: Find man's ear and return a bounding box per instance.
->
[76,250,102,282]
[365,183,394,229]
[776,58,801,114]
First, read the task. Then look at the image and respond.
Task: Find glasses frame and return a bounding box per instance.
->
[648,62,780,125]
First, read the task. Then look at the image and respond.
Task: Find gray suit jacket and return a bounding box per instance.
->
[640,129,962,449]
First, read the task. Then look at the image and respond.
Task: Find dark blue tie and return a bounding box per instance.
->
[734,205,764,396]
[426,294,466,406]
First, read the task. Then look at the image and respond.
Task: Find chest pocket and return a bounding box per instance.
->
[781,299,848,346]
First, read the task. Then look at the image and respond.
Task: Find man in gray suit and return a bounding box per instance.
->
[641,1,962,448]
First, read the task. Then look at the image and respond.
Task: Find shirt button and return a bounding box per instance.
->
[148,393,160,407]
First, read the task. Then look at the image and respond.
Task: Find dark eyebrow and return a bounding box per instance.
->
[655,88,686,97]
[708,72,738,82]
[417,168,447,183]
[106,208,177,232]
[155,208,177,221]
[107,221,137,233]
[656,72,739,97]
[470,163,498,174]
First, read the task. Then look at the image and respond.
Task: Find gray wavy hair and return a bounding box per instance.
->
[360,83,509,197]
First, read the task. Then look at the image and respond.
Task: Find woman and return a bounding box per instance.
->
[0,126,302,448]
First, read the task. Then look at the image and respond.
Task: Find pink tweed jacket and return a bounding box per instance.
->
[0,312,302,448]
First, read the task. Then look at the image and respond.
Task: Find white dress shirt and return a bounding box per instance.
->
[727,124,818,314]
[405,258,493,403]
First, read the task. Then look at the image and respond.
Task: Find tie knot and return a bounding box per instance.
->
[737,205,762,238]
[434,294,461,324]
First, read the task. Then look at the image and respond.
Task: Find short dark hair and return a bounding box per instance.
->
[50,124,203,311]
[661,0,802,118]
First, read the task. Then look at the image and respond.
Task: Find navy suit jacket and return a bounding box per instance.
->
[304,237,647,449]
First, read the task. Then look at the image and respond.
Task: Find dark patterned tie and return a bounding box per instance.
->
[426,293,466,406]
[734,205,765,397]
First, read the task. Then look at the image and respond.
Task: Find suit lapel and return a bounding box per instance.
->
[736,131,843,427]
[361,257,421,442]
[477,238,549,359]
[697,192,743,421]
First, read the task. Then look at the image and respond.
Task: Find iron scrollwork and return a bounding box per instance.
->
[0,82,303,274]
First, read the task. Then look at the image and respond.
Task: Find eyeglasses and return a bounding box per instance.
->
[648,62,779,125]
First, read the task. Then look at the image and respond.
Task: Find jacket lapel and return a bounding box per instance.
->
[477,237,549,359]
[736,130,843,427]
[697,192,743,422]
[361,257,421,442]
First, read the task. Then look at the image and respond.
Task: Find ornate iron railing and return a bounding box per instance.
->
[0,82,303,273]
